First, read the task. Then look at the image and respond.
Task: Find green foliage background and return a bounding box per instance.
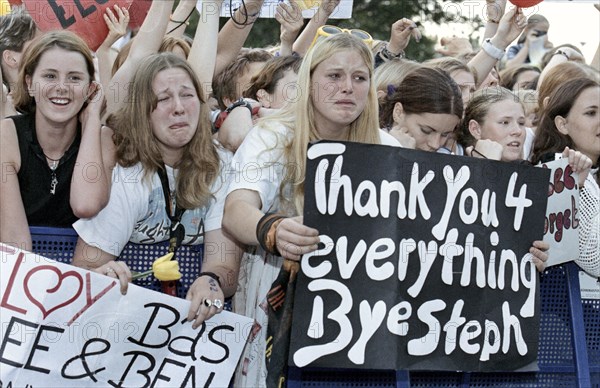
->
[186,0,477,62]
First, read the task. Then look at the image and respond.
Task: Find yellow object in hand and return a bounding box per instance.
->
[131,252,182,281]
[152,253,182,281]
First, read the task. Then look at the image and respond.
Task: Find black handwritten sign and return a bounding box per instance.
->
[289,141,550,372]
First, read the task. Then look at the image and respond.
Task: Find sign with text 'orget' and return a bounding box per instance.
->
[0,244,252,387]
[290,141,550,372]
[21,0,138,50]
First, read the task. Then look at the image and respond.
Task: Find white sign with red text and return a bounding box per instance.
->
[0,244,252,387]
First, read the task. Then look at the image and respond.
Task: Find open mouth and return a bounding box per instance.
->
[49,97,70,106]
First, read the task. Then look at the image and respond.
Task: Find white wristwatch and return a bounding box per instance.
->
[482,38,505,61]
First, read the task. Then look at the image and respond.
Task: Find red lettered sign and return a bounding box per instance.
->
[21,0,150,50]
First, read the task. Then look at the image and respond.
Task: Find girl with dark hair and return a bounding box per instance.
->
[379,67,463,152]
[531,78,598,277]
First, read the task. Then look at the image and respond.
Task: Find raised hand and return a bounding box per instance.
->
[388,18,421,56]
[436,36,473,57]
[79,81,103,130]
[276,0,304,55]
[494,6,527,49]
[102,5,129,48]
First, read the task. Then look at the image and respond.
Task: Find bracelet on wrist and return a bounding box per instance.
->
[481,38,505,61]
[169,8,194,26]
[380,45,405,60]
[169,16,189,26]
[226,98,253,114]
[213,100,259,132]
[256,213,286,256]
[198,272,222,288]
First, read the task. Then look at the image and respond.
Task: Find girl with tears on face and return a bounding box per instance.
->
[222,33,400,388]
[72,53,243,328]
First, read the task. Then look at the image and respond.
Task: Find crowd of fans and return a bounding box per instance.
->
[1,0,598,386]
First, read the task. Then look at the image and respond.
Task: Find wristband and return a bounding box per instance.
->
[481,38,505,61]
[213,102,260,133]
[380,45,405,60]
[226,98,253,114]
[256,213,286,256]
[198,272,222,288]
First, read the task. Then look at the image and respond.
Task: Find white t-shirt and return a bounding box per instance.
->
[75,151,231,256]
[523,126,535,161]
[226,123,400,213]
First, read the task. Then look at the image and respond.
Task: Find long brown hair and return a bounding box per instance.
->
[379,67,463,130]
[531,78,600,166]
[112,53,220,209]
[12,30,94,114]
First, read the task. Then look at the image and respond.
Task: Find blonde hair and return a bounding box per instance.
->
[258,33,381,215]
[112,53,220,210]
[373,58,421,99]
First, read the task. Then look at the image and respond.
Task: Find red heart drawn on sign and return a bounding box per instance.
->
[24,265,84,319]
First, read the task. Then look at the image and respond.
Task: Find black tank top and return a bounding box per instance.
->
[13,113,81,227]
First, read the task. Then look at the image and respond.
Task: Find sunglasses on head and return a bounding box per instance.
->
[310,25,373,49]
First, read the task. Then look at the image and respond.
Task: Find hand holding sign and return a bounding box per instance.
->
[275,216,320,262]
[0,245,252,387]
[562,146,592,187]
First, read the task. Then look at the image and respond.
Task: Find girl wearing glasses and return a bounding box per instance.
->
[222,33,399,387]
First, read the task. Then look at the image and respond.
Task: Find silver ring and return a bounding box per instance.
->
[203,299,213,308]
[105,267,115,275]
[213,299,223,309]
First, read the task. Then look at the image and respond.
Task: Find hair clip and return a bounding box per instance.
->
[387,84,396,96]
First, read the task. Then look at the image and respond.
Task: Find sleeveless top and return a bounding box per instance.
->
[12,113,81,227]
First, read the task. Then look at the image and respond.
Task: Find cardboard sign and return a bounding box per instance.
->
[539,158,580,267]
[0,244,253,387]
[21,0,135,50]
[219,0,354,19]
[290,141,549,372]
